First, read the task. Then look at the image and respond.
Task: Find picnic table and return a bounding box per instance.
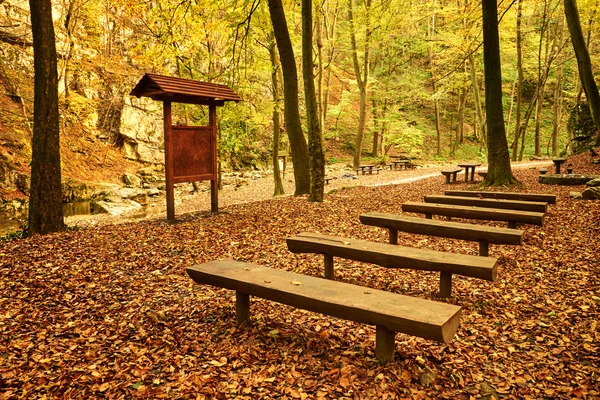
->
[457,162,482,182]
[391,160,409,170]
[552,158,566,174]
[356,165,381,175]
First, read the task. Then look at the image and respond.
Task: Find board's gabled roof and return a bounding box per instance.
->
[130,73,241,105]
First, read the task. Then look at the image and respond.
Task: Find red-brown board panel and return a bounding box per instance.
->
[171,125,215,181]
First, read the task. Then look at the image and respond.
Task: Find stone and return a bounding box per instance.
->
[418,370,435,387]
[539,174,600,185]
[15,173,30,195]
[91,199,143,215]
[122,172,141,188]
[586,178,600,187]
[582,187,600,200]
[570,191,583,199]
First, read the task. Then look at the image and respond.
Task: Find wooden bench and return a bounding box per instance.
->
[478,171,487,178]
[424,195,548,213]
[360,213,523,256]
[441,168,462,184]
[325,177,334,185]
[286,232,497,297]
[187,260,461,363]
[402,202,545,228]
[444,190,556,204]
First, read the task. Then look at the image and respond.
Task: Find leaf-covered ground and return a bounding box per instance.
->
[1,155,599,399]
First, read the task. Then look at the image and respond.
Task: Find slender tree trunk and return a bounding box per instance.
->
[453,87,467,153]
[512,0,524,161]
[28,0,65,235]
[371,98,379,156]
[534,1,550,157]
[322,5,338,130]
[564,0,600,138]
[316,5,324,132]
[348,0,371,168]
[506,76,517,136]
[552,15,565,156]
[482,0,518,185]
[429,1,442,155]
[303,0,325,202]
[268,0,311,195]
[269,35,285,196]
[469,55,486,146]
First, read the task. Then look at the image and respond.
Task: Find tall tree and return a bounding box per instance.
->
[268,33,285,196]
[267,0,311,195]
[348,0,371,168]
[564,0,600,139]
[481,0,518,186]
[511,0,524,161]
[303,0,326,202]
[27,0,65,235]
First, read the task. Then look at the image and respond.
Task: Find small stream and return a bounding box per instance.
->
[0,201,93,237]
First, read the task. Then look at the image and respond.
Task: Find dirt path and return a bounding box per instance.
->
[63,160,553,230]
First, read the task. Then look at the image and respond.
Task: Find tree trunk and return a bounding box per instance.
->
[28,0,65,235]
[534,1,550,157]
[453,87,467,153]
[303,0,325,202]
[316,6,324,132]
[429,1,442,156]
[348,0,371,169]
[552,15,565,156]
[512,0,524,161]
[269,34,285,196]
[564,0,600,139]
[268,0,311,195]
[469,54,486,146]
[322,5,339,132]
[481,0,518,186]
[371,98,379,156]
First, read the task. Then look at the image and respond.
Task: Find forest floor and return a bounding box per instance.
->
[1,153,599,399]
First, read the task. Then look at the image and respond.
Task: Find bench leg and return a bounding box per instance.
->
[388,228,398,245]
[236,292,250,326]
[439,271,452,298]
[478,240,489,257]
[425,213,432,219]
[445,175,450,184]
[508,221,517,229]
[324,254,334,280]
[375,325,395,363]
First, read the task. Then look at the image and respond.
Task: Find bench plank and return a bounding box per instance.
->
[402,202,545,227]
[286,232,497,288]
[187,260,462,361]
[444,190,556,204]
[424,195,548,213]
[359,213,523,256]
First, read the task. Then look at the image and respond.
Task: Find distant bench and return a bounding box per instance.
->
[424,195,548,213]
[402,202,545,229]
[286,232,497,297]
[444,190,556,204]
[360,213,523,257]
[187,260,461,363]
[325,177,334,185]
[441,168,462,184]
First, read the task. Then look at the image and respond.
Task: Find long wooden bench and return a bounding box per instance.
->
[286,232,497,297]
[444,190,556,204]
[187,260,461,363]
[360,213,523,256]
[424,195,548,213]
[402,202,545,228]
